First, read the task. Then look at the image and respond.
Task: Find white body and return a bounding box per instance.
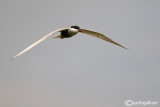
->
[67,28,79,37]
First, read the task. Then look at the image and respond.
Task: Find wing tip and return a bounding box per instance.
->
[10,56,17,60]
[122,46,129,50]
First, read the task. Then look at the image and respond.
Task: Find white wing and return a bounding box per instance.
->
[12,28,68,59]
[80,29,128,50]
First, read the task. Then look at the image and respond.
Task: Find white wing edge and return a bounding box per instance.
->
[11,28,68,59]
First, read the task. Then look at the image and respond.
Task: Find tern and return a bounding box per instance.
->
[12,26,128,59]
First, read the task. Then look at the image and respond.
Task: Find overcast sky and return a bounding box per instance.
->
[1,0,160,107]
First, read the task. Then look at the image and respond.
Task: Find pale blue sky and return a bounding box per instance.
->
[0,0,160,107]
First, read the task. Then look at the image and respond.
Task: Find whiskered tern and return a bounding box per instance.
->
[12,26,128,59]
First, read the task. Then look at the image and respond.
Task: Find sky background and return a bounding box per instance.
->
[1,0,160,107]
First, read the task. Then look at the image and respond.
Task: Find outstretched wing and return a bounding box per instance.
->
[80,29,128,50]
[12,28,68,59]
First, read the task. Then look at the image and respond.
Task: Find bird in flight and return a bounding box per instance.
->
[12,26,128,59]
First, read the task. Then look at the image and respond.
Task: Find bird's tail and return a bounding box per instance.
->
[53,35,62,38]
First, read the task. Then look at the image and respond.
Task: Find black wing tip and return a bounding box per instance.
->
[121,46,129,50]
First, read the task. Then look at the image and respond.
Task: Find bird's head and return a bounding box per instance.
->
[71,26,82,32]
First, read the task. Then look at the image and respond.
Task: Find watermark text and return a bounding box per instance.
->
[125,100,158,106]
